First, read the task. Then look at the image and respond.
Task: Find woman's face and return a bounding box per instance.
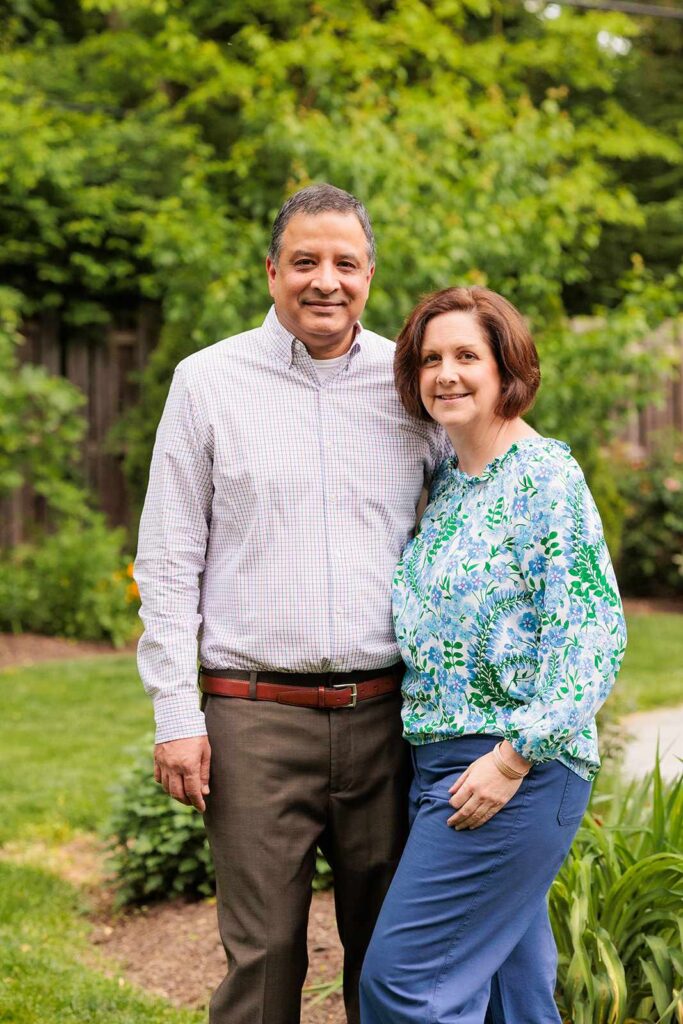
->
[419,310,503,434]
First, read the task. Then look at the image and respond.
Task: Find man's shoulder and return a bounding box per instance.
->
[358,327,395,363]
[175,324,265,381]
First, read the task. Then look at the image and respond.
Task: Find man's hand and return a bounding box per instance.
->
[154,735,212,812]
[446,749,526,830]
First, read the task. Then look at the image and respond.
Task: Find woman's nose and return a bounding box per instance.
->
[436,363,458,383]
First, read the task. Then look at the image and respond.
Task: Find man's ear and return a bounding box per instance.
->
[265,256,277,296]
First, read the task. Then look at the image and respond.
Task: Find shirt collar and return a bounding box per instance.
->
[263,305,363,368]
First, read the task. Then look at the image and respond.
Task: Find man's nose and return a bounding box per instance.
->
[311,263,339,294]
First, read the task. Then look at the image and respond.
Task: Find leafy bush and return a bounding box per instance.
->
[616,440,683,597]
[0,515,139,646]
[0,287,89,517]
[107,750,334,906]
[107,749,214,907]
[550,764,683,1024]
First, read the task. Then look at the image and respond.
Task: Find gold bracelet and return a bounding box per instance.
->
[492,742,530,780]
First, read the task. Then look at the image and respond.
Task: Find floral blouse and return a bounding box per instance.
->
[392,437,626,780]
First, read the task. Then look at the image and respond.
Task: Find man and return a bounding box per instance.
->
[135,184,446,1024]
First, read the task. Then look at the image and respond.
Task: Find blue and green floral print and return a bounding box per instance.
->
[392,437,626,780]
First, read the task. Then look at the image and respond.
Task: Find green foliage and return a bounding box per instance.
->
[107,749,214,906]
[1,2,681,515]
[550,764,683,1024]
[617,439,683,597]
[0,516,139,646]
[530,263,683,469]
[0,287,88,516]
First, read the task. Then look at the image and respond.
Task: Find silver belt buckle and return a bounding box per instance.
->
[333,682,358,708]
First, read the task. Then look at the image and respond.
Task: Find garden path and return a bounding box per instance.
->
[622,703,683,781]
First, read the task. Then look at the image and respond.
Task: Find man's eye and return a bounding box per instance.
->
[295,260,314,267]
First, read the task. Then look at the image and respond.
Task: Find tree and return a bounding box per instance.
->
[1,0,680,517]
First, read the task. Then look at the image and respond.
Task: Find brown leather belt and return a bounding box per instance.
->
[199,665,403,709]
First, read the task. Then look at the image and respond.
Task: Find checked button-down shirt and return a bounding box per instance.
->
[135,307,448,742]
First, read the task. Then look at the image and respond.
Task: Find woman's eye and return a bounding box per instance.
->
[422,354,439,365]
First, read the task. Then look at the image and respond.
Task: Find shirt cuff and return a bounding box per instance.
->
[153,689,207,744]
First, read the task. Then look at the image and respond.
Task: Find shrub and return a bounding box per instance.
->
[616,440,683,597]
[107,749,214,907]
[0,515,140,647]
[107,750,334,905]
[550,763,683,1023]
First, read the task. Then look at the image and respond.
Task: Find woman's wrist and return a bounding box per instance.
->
[495,741,531,777]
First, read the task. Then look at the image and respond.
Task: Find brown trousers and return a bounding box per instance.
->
[202,689,411,1024]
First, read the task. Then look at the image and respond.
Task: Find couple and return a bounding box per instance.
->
[135,184,626,1024]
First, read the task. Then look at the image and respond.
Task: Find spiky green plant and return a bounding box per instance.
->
[550,763,683,1024]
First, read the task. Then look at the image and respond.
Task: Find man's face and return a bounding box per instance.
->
[266,211,375,358]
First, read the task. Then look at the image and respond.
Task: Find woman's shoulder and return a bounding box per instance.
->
[509,436,585,489]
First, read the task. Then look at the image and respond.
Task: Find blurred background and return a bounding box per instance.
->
[0,2,681,1023]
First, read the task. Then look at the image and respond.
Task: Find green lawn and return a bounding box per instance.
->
[612,612,683,714]
[0,860,202,1024]
[0,614,680,1024]
[0,655,147,844]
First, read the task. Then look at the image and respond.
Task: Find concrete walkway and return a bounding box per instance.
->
[621,703,683,781]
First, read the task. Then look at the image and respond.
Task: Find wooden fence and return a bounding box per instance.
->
[1,305,160,547]
[2,312,682,547]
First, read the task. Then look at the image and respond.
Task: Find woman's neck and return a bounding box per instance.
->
[447,418,537,477]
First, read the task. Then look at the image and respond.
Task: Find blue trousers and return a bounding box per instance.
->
[359,735,590,1024]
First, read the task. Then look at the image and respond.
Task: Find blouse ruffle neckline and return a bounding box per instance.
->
[449,436,570,485]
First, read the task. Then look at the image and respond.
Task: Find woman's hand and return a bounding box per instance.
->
[447,744,530,830]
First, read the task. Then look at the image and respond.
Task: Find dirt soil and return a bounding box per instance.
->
[91,889,346,1023]
[0,632,136,670]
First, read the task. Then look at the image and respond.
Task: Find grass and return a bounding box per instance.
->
[0,655,147,844]
[0,861,202,1024]
[0,613,680,1023]
[613,613,683,714]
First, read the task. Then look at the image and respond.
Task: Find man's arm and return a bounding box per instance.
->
[135,363,214,810]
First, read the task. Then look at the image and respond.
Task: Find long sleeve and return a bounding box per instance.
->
[504,459,627,765]
[135,364,214,743]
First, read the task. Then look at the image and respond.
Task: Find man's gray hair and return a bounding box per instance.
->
[268,183,376,266]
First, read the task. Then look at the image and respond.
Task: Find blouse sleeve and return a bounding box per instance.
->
[504,455,627,765]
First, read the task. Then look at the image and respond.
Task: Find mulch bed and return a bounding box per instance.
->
[91,889,345,1023]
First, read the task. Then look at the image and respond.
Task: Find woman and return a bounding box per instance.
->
[359,287,626,1024]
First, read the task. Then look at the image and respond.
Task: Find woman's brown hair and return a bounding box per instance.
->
[394,286,541,422]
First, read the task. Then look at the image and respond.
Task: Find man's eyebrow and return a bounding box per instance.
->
[289,249,361,260]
